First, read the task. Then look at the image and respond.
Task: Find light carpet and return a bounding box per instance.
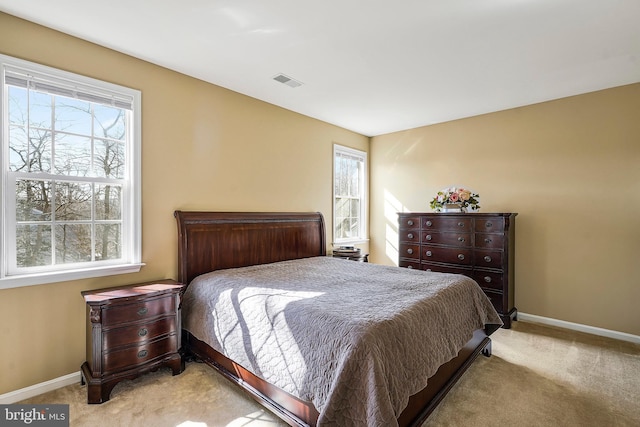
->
[20,321,640,426]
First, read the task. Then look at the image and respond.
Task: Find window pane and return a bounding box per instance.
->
[16,179,52,221]
[55,97,91,135]
[9,86,28,125]
[96,184,122,220]
[95,139,125,178]
[95,224,121,261]
[56,182,92,221]
[16,224,52,268]
[9,125,28,171]
[350,199,360,218]
[28,128,52,173]
[94,105,125,141]
[55,224,92,264]
[54,133,91,176]
[29,91,52,129]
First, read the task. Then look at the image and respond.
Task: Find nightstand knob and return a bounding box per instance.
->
[407,220,414,226]
[407,233,414,239]
[484,276,492,283]
[137,350,148,358]
[426,251,432,257]
[426,234,432,241]
[137,307,148,316]
[458,222,464,227]
[485,238,492,243]
[486,221,493,228]
[426,220,433,227]
[458,236,465,242]
[138,328,148,337]
[407,248,413,254]
[407,265,413,269]
[458,254,465,260]
[484,255,492,262]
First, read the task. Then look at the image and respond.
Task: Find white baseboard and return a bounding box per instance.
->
[0,371,81,404]
[518,312,640,344]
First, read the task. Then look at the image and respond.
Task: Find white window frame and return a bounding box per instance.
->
[0,54,143,289]
[333,144,368,244]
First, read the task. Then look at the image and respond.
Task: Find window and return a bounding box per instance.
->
[0,54,142,289]
[333,144,367,243]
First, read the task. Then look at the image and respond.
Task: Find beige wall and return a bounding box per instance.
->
[370,83,640,336]
[0,13,368,394]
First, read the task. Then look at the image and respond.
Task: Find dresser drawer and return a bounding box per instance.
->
[422,231,472,247]
[399,243,420,260]
[475,217,505,232]
[422,217,472,231]
[475,249,503,269]
[399,229,420,243]
[484,290,504,313]
[475,233,505,249]
[102,335,178,375]
[422,246,473,265]
[101,295,176,327]
[472,270,506,292]
[422,262,472,276]
[103,316,177,349]
[399,259,421,270]
[399,216,421,228]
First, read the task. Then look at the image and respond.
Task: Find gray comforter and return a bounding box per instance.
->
[182,256,502,426]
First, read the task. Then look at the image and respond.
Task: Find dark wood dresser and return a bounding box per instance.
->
[398,212,517,328]
[81,279,186,403]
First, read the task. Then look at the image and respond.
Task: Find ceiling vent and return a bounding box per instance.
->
[273,73,303,88]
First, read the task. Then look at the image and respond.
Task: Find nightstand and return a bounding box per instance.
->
[80,279,186,404]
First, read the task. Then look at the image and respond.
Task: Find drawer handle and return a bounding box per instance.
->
[407,220,414,226]
[458,222,464,227]
[486,221,493,228]
[137,307,148,316]
[458,254,465,260]
[407,265,413,269]
[426,269,432,272]
[138,328,148,337]
[485,238,492,243]
[426,251,432,257]
[484,255,492,262]
[426,234,432,241]
[458,236,465,242]
[407,233,414,239]
[484,276,492,283]
[426,220,433,227]
[137,350,148,358]
[407,248,413,255]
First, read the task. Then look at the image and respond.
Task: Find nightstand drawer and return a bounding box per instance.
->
[102,295,176,327]
[102,335,178,375]
[103,316,178,349]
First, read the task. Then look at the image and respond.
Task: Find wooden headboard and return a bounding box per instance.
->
[174,211,326,285]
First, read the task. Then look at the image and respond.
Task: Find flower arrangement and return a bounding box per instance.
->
[430,186,480,212]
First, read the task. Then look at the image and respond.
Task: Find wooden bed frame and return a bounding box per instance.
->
[175,211,496,427]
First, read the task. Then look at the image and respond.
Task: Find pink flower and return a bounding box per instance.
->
[449,192,459,202]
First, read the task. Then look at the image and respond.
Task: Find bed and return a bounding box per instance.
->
[175,211,502,427]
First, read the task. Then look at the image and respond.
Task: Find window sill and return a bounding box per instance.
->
[0,263,146,290]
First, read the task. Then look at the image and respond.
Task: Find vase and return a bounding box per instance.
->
[441,203,464,213]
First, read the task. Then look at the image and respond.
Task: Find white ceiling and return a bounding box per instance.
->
[1,0,639,136]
